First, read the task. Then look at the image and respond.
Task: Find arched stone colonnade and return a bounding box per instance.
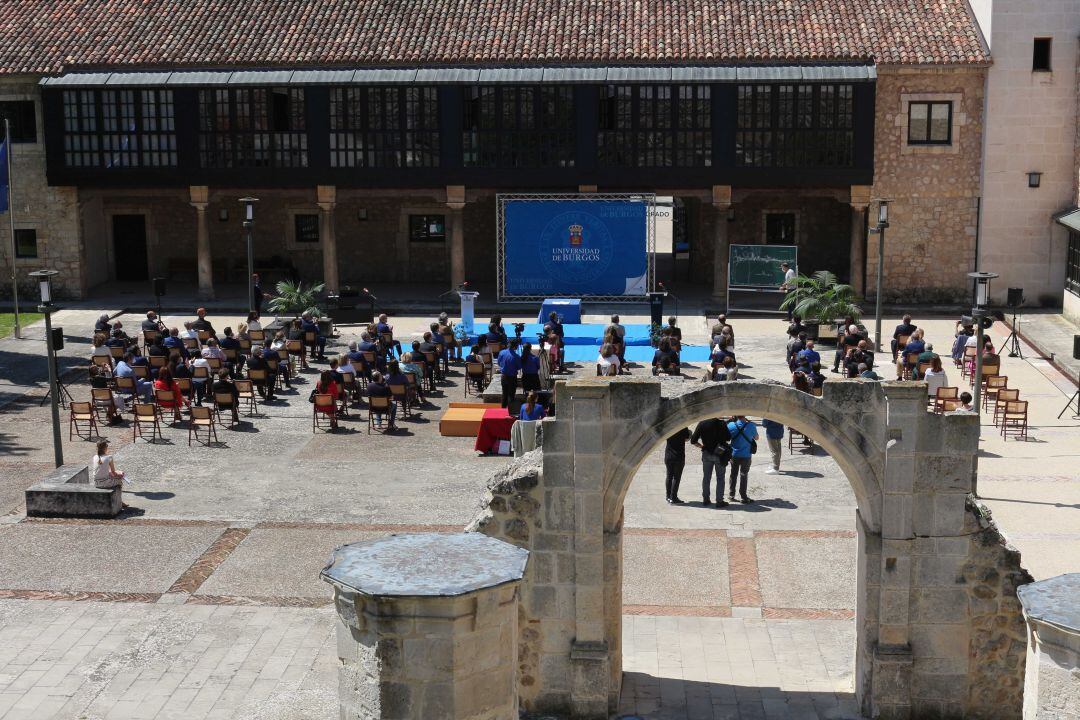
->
[470,378,1031,719]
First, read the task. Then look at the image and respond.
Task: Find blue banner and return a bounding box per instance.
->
[503,199,649,296]
[0,140,7,214]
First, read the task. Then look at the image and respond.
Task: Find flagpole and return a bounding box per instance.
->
[5,119,19,339]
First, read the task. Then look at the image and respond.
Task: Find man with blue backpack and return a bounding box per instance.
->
[727,416,759,503]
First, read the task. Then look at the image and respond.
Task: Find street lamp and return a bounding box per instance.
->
[240,197,259,315]
[869,199,890,352]
[968,271,998,416]
[29,269,63,468]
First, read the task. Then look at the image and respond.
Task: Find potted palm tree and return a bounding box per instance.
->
[267,280,326,326]
[778,271,862,341]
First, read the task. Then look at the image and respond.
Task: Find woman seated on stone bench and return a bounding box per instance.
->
[92,440,131,510]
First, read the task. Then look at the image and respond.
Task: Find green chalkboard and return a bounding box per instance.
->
[728,244,798,287]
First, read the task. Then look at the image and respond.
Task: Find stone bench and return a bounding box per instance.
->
[25,464,122,518]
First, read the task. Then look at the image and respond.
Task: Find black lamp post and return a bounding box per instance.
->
[240,197,259,314]
[968,271,998,415]
[869,199,890,352]
[29,269,63,468]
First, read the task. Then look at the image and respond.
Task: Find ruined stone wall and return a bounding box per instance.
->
[869,66,987,304]
[0,77,83,299]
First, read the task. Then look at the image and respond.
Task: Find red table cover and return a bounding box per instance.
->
[474,408,515,453]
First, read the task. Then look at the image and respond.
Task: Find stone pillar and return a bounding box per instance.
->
[447,185,466,289]
[322,533,528,720]
[711,185,732,301]
[317,185,339,294]
[189,186,213,300]
[849,185,872,297]
[1018,574,1080,719]
[568,385,610,719]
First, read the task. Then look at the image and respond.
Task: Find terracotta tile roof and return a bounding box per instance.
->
[0,0,988,76]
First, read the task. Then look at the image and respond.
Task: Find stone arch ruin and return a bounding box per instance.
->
[470,378,1032,719]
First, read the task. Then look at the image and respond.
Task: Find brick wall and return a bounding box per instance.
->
[869,67,987,304]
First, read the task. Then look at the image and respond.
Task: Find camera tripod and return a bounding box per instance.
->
[40,358,74,409]
[1002,307,1024,359]
[1059,374,1080,420]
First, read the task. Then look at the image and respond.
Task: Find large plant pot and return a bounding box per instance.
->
[803,321,821,341]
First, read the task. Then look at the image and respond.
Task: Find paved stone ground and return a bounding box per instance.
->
[0,306,1076,719]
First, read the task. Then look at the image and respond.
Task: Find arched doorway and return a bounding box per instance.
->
[471,378,1029,719]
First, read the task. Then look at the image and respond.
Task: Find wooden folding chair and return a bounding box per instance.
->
[90,388,115,422]
[999,400,1028,440]
[238,337,253,354]
[976,360,1001,388]
[154,388,183,424]
[143,330,162,352]
[213,392,239,426]
[197,330,212,345]
[441,333,455,369]
[893,335,910,361]
[224,348,239,366]
[132,364,150,380]
[368,395,392,433]
[92,354,114,376]
[132,403,163,442]
[69,401,98,440]
[265,357,284,391]
[234,379,259,415]
[465,362,486,397]
[149,354,167,371]
[189,406,219,446]
[982,375,1007,411]
[933,387,959,413]
[275,348,292,377]
[286,338,307,370]
[480,352,494,383]
[812,386,823,397]
[992,388,1019,426]
[183,337,201,354]
[340,372,359,403]
[248,329,266,345]
[174,376,194,404]
[901,352,920,380]
[304,331,319,359]
[961,346,977,378]
[380,332,395,358]
[917,361,932,380]
[248,368,270,398]
[312,394,336,431]
[114,375,137,406]
[940,398,964,412]
[109,345,125,361]
[424,351,442,383]
[404,372,423,406]
[389,383,411,418]
[206,357,223,372]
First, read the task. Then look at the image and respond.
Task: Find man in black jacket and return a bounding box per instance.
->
[664,428,691,504]
[891,315,918,360]
[690,418,732,507]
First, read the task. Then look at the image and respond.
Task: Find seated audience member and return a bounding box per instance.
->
[845,340,874,378]
[301,312,327,360]
[89,365,125,424]
[656,357,679,376]
[832,325,862,373]
[338,353,357,379]
[982,338,998,359]
[489,314,507,338]
[606,315,627,362]
[367,371,397,429]
[91,334,113,364]
[596,343,621,376]
[716,356,738,381]
[952,327,973,366]
[114,353,154,402]
[807,362,826,388]
[104,328,127,352]
[246,348,276,400]
[163,327,188,359]
[792,370,812,394]
[917,342,938,371]
[191,355,212,405]
[924,356,949,398]
[418,331,439,359]
[94,313,112,335]
[891,314,918,360]
[271,330,289,353]
[192,308,217,338]
[519,391,546,421]
[896,330,926,379]
[711,337,735,365]
[796,340,821,371]
[665,317,682,349]
[313,370,339,430]
[485,321,508,350]
[212,370,240,424]
[201,338,226,363]
[327,358,344,386]
[859,363,882,381]
[710,315,729,346]
[375,314,403,358]
[367,371,397,427]
[154,366,189,411]
[384,361,413,407]
[653,338,680,373]
[180,321,199,343]
[787,316,806,342]
[960,391,974,411]
[521,343,541,392]
[220,327,245,376]
[171,356,190,379]
[246,312,262,333]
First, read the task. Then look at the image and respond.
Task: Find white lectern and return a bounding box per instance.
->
[457,290,479,335]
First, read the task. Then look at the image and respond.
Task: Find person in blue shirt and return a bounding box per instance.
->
[485,321,508,350]
[520,342,542,393]
[497,339,522,408]
[375,314,403,358]
[726,416,758,503]
[796,340,821,371]
[519,391,546,421]
[219,326,245,377]
[762,419,785,474]
[162,327,189,360]
[896,329,926,378]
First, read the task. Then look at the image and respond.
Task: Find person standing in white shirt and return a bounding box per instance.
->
[779,262,797,320]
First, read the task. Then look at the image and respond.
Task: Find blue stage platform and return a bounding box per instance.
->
[467,323,655,346]
[561,344,712,363]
